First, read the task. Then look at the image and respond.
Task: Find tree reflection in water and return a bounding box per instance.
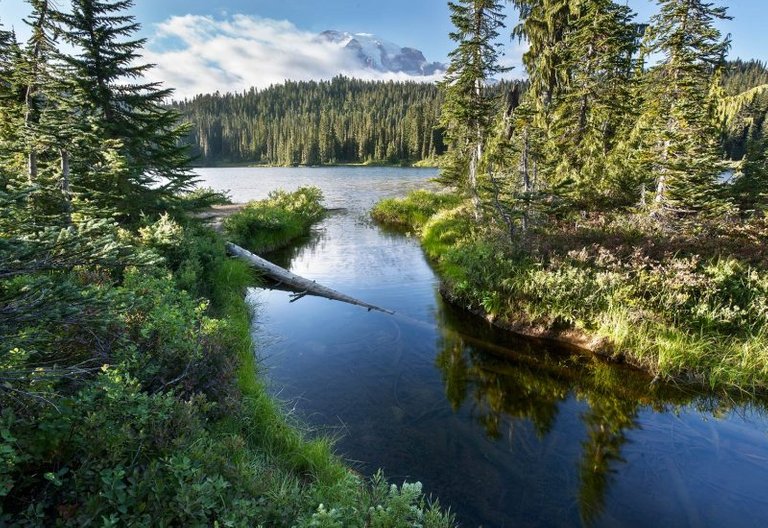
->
[433,300,759,525]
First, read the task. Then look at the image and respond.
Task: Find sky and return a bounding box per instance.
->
[1,0,767,98]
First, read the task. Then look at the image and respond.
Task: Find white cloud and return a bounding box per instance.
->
[142,14,446,100]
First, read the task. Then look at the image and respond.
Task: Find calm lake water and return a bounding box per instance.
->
[195,167,768,528]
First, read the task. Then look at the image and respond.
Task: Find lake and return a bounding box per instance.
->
[195,166,768,527]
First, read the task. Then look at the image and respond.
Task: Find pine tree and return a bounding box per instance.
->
[550,0,640,208]
[632,0,731,217]
[17,0,58,185]
[510,0,571,128]
[0,19,19,186]
[55,0,193,224]
[731,118,768,213]
[509,1,642,210]
[439,0,508,220]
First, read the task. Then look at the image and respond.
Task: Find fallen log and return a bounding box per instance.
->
[226,242,395,315]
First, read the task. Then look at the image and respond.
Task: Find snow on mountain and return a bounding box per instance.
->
[318,30,445,76]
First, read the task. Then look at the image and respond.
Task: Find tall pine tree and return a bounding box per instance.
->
[55,0,193,224]
[440,0,507,220]
[632,0,731,217]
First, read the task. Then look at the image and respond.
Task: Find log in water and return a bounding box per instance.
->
[226,242,395,315]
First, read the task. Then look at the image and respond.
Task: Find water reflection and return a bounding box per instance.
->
[434,299,768,526]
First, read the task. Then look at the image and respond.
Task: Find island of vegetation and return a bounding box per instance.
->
[374,0,768,392]
[0,1,454,525]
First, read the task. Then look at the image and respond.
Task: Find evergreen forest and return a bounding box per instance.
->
[174,78,448,166]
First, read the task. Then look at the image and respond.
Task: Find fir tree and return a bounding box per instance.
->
[55,0,193,224]
[633,0,732,217]
[439,0,508,220]
[18,0,57,184]
[550,0,640,208]
[731,118,768,213]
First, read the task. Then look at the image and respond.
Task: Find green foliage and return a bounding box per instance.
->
[439,0,507,218]
[371,190,463,231]
[224,187,325,253]
[1,3,456,523]
[175,77,447,166]
[53,0,196,224]
[374,191,768,392]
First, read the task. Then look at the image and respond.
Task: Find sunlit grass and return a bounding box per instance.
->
[373,190,768,394]
[224,187,326,253]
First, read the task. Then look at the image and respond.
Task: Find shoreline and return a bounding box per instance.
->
[190,160,441,169]
[371,191,768,395]
[438,282,645,370]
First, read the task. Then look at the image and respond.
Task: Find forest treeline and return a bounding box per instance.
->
[174,62,766,169]
[174,77,448,166]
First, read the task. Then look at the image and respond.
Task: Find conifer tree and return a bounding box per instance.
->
[632,0,731,217]
[439,0,507,220]
[550,0,639,208]
[55,0,193,224]
[0,20,18,184]
[510,0,641,209]
[731,119,768,213]
[17,0,57,185]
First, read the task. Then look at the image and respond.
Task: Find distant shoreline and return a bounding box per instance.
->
[190,160,441,169]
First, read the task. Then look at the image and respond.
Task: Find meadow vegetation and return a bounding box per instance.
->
[373,191,768,392]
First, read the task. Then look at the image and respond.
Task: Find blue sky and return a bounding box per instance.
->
[1,0,766,97]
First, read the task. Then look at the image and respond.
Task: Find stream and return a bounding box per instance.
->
[195,166,768,528]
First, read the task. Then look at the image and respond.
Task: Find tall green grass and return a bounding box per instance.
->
[372,190,463,232]
[224,187,326,253]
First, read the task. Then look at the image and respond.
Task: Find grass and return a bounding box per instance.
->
[372,190,768,394]
[371,190,463,232]
[224,187,326,253]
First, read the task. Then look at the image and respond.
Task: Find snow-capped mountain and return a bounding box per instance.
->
[318,30,445,76]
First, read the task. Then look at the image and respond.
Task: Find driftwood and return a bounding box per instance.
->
[226,242,395,315]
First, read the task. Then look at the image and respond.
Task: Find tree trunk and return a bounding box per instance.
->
[468,138,483,221]
[654,139,671,207]
[61,148,72,223]
[24,0,50,184]
[226,242,395,315]
[521,127,531,233]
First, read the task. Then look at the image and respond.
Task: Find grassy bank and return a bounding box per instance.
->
[223,187,326,253]
[1,191,455,526]
[372,191,768,393]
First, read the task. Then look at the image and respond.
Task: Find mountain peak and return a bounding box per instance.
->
[318,30,444,76]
